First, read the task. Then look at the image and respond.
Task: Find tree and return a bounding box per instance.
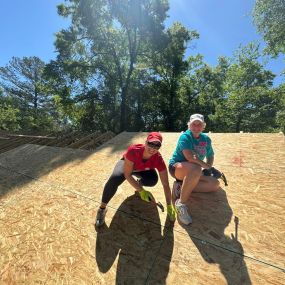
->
[0,90,20,131]
[0,57,55,131]
[44,59,81,130]
[212,43,277,132]
[0,57,50,111]
[55,0,169,132]
[175,55,230,131]
[218,87,280,132]
[275,83,285,133]
[253,0,285,57]
[147,22,199,130]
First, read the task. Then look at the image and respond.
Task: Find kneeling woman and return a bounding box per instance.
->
[169,114,220,225]
[96,132,176,226]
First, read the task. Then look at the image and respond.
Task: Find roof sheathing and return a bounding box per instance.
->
[0,132,284,284]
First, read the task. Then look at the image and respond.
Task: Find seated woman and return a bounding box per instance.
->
[169,114,220,225]
[96,132,176,227]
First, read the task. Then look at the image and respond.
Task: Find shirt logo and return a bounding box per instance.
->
[194,145,206,156]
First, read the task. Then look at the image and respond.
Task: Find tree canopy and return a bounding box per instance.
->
[253,0,285,57]
[0,57,57,131]
[0,1,284,134]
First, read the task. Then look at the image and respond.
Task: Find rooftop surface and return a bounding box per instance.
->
[0,132,284,284]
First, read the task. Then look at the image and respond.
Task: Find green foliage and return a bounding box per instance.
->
[217,87,279,132]
[146,22,199,130]
[0,57,49,109]
[253,0,285,57]
[210,44,278,132]
[54,0,169,132]
[275,83,285,133]
[0,94,20,131]
[0,57,58,132]
[1,2,283,134]
[43,60,78,130]
[177,55,230,131]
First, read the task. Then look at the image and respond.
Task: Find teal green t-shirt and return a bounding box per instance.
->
[169,130,214,165]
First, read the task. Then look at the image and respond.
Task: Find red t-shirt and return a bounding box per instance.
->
[123,144,166,172]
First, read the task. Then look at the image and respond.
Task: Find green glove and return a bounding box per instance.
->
[167,204,176,221]
[139,188,155,202]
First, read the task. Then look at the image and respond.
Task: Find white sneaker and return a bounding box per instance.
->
[96,207,107,227]
[175,199,192,225]
[172,181,182,199]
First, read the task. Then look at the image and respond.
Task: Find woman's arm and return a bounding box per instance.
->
[182,149,211,169]
[206,155,214,167]
[123,158,143,192]
[158,170,172,205]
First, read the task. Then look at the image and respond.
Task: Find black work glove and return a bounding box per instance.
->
[202,167,222,179]
[202,167,228,186]
[202,168,212,176]
[211,167,222,179]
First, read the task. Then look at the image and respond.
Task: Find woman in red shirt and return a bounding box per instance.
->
[96,132,176,226]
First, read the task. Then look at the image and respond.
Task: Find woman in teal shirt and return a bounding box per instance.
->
[169,114,220,225]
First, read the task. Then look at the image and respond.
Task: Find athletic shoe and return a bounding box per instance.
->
[175,199,192,225]
[96,207,107,227]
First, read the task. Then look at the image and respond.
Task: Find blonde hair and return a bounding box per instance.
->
[187,120,206,130]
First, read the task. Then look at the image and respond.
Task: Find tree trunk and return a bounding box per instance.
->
[235,116,241,132]
[120,86,127,132]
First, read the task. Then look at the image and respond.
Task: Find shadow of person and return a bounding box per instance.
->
[184,189,252,285]
[95,194,174,285]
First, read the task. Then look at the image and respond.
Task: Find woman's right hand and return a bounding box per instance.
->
[139,188,155,202]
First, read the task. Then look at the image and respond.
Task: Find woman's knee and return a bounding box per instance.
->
[186,163,202,178]
[174,162,201,180]
[211,179,220,191]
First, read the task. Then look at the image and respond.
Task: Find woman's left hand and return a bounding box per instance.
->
[167,204,176,221]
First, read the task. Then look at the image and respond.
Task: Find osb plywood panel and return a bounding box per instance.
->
[0,167,32,207]
[0,144,108,198]
[147,229,285,285]
[0,182,167,284]
[0,132,284,284]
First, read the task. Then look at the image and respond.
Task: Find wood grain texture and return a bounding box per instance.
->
[0,132,284,284]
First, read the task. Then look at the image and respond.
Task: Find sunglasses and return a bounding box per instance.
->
[147,141,161,150]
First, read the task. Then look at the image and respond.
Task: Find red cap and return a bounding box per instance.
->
[147,132,162,143]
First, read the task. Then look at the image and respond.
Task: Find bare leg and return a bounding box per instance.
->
[174,162,202,204]
[174,162,220,202]
[173,162,220,225]
[192,175,220,193]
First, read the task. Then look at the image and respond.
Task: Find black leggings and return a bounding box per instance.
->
[102,159,158,204]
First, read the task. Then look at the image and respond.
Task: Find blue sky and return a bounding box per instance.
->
[0,0,284,85]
